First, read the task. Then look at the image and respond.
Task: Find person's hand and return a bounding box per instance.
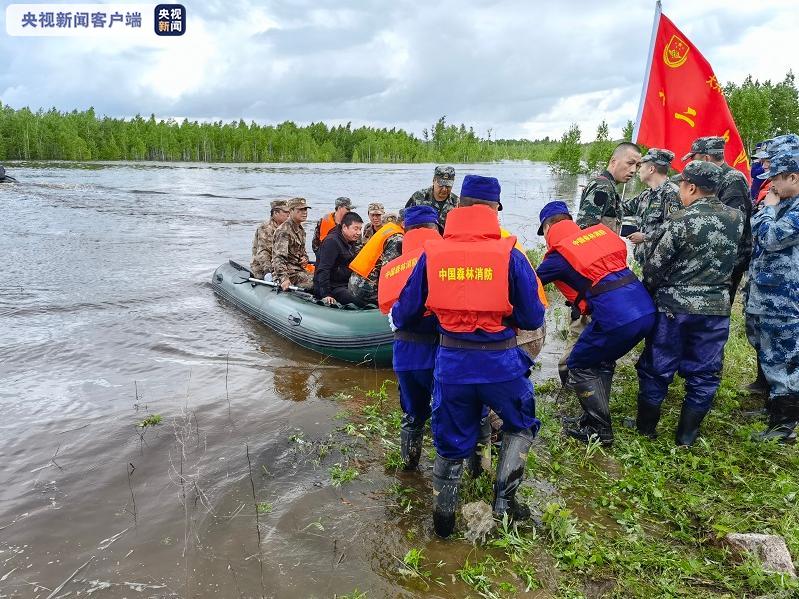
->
[763,189,780,207]
[280,278,290,291]
[322,296,337,306]
[627,232,646,244]
[300,256,309,267]
[387,307,398,332]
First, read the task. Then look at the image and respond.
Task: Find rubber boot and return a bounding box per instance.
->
[564,368,613,444]
[432,455,463,538]
[467,417,492,478]
[558,363,569,387]
[674,405,708,446]
[756,395,799,444]
[493,428,535,521]
[635,396,662,439]
[400,414,424,471]
[745,358,769,396]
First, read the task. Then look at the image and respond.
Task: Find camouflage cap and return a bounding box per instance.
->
[682,136,725,161]
[753,139,773,159]
[434,165,455,187]
[757,148,799,180]
[382,212,399,224]
[367,202,385,215]
[640,148,675,167]
[335,196,354,209]
[270,199,289,210]
[679,160,722,191]
[767,133,799,158]
[287,197,310,210]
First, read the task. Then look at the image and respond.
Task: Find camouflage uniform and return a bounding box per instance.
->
[576,170,622,233]
[622,149,681,267]
[636,162,743,444]
[348,231,403,306]
[405,166,458,233]
[250,200,288,279]
[312,197,354,254]
[272,203,314,290]
[746,147,799,402]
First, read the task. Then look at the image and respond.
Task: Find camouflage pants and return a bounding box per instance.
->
[287,270,314,291]
[747,313,799,397]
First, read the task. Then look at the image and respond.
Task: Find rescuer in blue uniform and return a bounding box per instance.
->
[535,201,656,444]
[391,175,546,538]
[382,206,442,470]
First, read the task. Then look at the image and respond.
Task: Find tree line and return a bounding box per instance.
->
[0,107,555,164]
[549,71,799,176]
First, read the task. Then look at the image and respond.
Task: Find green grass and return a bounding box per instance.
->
[335,308,799,597]
[329,463,359,487]
[138,414,162,428]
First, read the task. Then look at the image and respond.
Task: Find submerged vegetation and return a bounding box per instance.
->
[334,308,799,598]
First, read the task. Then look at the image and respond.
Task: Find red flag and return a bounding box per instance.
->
[633,3,750,180]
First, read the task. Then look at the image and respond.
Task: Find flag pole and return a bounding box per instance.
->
[632,0,662,142]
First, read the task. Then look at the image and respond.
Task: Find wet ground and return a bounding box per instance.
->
[0,161,578,597]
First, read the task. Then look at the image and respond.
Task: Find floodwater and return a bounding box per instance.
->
[0,161,580,598]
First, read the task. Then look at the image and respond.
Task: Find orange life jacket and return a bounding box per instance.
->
[544,220,628,314]
[500,227,549,309]
[756,179,771,205]
[319,212,337,243]
[349,222,404,278]
[425,205,515,333]
[378,227,441,314]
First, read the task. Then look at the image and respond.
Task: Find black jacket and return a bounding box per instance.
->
[313,226,356,298]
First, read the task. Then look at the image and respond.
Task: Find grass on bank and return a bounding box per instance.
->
[336,310,799,598]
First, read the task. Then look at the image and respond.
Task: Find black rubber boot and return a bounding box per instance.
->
[675,405,708,446]
[745,358,769,396]
[493,428,536,521]
[564,368,613,444]
[756,395,799,444]
[432,455,463,538]
[558,363,569,387]
[467,417,492,478]
[400,422,425,471]
[635,396,662,439]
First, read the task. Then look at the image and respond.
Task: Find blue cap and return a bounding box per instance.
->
[537,201,571,235]
[461,175,502,209]
[402,205,438,228]
[757,148,799,180]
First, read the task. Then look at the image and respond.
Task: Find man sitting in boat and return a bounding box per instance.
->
[312,196,354,254]
[348,210,406,307]
[313,211,364,306]
[361,203,386,243]
[271,197,314,291]
[250,199,290,280]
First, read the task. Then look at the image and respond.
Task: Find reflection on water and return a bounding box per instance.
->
[0,161,579,597]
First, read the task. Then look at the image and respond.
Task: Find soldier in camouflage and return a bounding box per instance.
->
[250,199,290,279]
[682,136,752,301]
[405,165,458,233]
[635,161,743,446]
[361,203,386,243]
[622,148,681,268]
[271,197,314,291]
[348,225,403,307]
[577,142,641,233]
[747,140,799,442]
[312,197,353,254]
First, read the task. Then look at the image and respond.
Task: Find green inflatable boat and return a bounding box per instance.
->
[211,260,393,366]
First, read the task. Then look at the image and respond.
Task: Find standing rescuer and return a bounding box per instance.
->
[635,161,743,446]
[405,165,459,234]
[392,175,546,538]
[379,205,442,470]
[536,201,655,444]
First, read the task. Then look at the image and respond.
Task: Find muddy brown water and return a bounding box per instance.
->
[0,161,579,597]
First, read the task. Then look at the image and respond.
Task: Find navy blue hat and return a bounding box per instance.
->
[403,205,438,228]
[537,201,571,235]
[461,174,502,210]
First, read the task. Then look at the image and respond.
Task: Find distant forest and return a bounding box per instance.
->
[1,72,795,166]
[0,107,555,164]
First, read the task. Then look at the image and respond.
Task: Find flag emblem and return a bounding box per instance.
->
[663,34,689,68]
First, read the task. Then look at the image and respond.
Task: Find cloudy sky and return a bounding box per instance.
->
[1,0,796,140]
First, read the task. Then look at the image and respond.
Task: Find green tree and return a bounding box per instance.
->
[549,123,582,175]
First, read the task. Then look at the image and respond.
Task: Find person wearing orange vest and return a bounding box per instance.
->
[536,201,656,445]
[312,197,354,254]
[379,205,442,470]
[347,216,405,307]
[391,175,546,538]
